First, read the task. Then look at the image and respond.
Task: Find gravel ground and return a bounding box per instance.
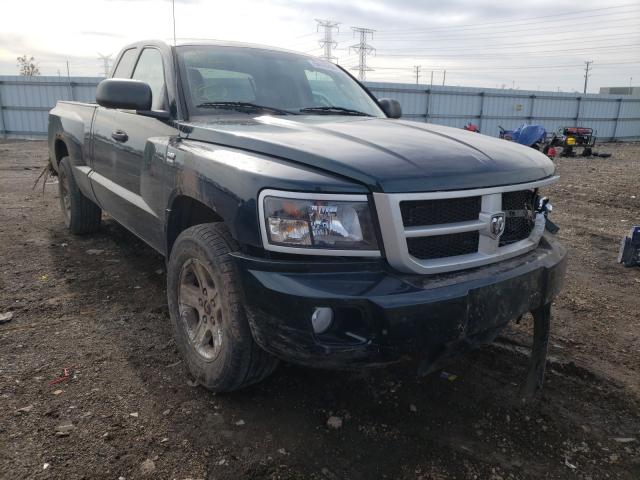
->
[1,140,639,480]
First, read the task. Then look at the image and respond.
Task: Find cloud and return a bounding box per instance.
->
[0,0,637,91]
[80,31,125,38]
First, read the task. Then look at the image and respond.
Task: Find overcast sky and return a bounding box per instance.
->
[1,0,638,92]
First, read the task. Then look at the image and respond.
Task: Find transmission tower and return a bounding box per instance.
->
[315,19,340,63]
[349,27,375,81]
[98,53,113,77]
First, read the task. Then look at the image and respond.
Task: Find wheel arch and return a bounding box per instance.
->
[166,195,224,256]
[53,138,70,166]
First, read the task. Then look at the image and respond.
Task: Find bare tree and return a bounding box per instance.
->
[17,55,40,76]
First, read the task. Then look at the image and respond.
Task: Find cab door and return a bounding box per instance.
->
[90,47,178,252]
[91,47,138,189]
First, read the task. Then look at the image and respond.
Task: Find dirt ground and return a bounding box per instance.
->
[1,140,639,480]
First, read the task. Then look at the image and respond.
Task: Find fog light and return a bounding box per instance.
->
[311,307,334,334]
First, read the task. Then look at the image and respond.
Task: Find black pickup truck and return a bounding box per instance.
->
[48,40,567,393]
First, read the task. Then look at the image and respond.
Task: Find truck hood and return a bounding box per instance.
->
[182,115,555,193]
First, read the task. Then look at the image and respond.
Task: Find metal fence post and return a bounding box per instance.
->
[0,81,6,138]
[575,96,582,127]
[528,95,536,123]
[612,98,623,141]
[478,92,485,131]
[425,88,431,123]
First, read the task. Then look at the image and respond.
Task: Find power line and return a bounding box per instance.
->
[378,3,640,33]
[316,19,340,62]
[349,27,376,81]
[374,42,640,58]
[380,22,640,44]
[375,32,640,52]
[376,17,640,40]
[373,41,640,58]
[292,32,317,40]
[363,61,640,72]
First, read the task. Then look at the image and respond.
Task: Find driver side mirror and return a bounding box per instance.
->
[96,79,152,111]
[378,98,402,119]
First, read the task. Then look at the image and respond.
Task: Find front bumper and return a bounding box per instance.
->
[235,233,567,369]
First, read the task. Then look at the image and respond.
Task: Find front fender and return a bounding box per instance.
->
[167,139,368,249]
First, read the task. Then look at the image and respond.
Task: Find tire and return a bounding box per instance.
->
[167,223,278,392]
[58,157,102,234]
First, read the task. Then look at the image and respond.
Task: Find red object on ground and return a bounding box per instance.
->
[547,147,557,158]
[49,368,72,385]
[463,123,480,132]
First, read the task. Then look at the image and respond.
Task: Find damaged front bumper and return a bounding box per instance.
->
[234,233,567,374]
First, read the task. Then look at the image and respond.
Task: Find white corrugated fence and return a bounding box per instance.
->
[1,75,638,140]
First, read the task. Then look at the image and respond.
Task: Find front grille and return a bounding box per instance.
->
[400,197,481,227]
[501,190,535,246]
[373,177,556,275]
[503,189,535,211]
[407,231,479,260]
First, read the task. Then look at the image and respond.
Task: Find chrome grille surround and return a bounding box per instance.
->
[373,176,559,274]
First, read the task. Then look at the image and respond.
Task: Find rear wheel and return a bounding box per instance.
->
[58,157,102,234]
[167,223,278,392]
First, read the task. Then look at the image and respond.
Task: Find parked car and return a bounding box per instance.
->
[48,40,567,393]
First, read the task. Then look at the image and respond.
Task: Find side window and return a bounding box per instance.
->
[111,49,137,79]
[132,48,166,110]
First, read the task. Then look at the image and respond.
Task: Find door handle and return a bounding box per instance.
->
[111,130,128,142]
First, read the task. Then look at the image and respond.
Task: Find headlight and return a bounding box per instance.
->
[259,190,379,256]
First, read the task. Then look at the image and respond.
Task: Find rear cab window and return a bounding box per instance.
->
[305,70,352,109]
[186,67,256,104]
[111,48,138,79]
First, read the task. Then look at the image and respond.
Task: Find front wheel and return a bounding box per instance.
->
[167,223,278,392]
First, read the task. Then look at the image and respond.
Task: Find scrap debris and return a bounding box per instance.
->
[440,371,458,382]
[50,368,73,385]
[0,311,13,325]
[618,227,640,267]
[32,160,57,194]
[326,416,343,429]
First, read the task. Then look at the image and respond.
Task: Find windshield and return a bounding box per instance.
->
[177,45,385,117]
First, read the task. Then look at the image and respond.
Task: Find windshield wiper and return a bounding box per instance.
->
[299,106,372,116]
[196,102,297,115]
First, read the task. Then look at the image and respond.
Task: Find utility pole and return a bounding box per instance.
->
[315,19,340,63]
[442,69,446,86]
[98,53,112,77]
[349,26,375,81]
[583,60,593,94]
[413,65,421,84]
[66,60,74,101]
[430,70,434,88]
